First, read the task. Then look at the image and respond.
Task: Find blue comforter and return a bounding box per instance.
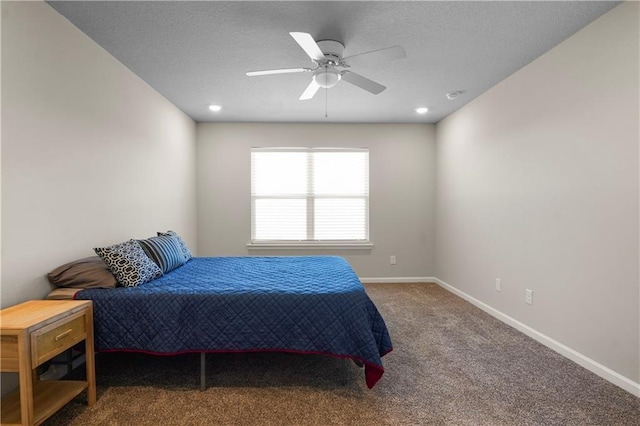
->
[76,256,392,388]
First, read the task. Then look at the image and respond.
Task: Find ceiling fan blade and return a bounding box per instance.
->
[289,32,325,62]
[341,71,386,95]
[343,46,406,67]
[299,80,320,100]
[246,68,311,77]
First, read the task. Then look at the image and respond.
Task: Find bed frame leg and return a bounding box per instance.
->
[200,352,206,391]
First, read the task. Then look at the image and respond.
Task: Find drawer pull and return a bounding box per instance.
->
[54,329,73,341]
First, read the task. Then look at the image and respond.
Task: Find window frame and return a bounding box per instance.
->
[248,147,372,249]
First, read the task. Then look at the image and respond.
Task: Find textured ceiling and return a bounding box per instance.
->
[47,1,619,123]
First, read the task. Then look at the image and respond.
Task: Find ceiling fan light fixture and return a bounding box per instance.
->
[313,69,341,89]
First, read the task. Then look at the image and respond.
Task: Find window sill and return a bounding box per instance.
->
[247,242,374,250]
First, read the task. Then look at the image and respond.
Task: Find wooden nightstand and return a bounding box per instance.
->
[0,300,96,426]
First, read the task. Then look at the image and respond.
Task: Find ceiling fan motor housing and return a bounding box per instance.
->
[312,40,345,88]
[316,40,345,65]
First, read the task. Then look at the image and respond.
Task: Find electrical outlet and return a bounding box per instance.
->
[390,255,397,265]
[495,278,501,292]
[526,289,533,305]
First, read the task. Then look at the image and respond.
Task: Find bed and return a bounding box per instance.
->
[66,256,392,389]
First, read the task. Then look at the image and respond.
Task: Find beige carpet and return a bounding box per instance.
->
[44,283,639,425]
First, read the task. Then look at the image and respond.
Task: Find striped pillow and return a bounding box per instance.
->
[138,235,186,274]
[157,230,192,261]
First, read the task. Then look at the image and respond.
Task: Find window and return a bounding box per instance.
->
[251,147,369,246]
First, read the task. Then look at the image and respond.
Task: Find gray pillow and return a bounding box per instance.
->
[47,256,118,289]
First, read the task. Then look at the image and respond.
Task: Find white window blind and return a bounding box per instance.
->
[251,148,369,244]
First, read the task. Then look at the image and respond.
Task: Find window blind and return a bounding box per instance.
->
[251,148,369,243]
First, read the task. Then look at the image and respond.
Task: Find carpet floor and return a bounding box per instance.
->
[44,283,639,425]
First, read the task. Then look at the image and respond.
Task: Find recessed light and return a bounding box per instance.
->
[208,105,222,112]
[415,107,429,114]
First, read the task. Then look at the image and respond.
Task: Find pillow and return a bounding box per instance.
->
[157,230,192,261]
[47,256,118,289]
[94,239,162,287]
[47,288,83,300]
[138,235,185,274]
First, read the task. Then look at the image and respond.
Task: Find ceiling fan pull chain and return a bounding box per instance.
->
[325,64,329,118]
[325,87,328,118]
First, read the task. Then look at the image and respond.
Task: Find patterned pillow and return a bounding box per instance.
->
[138,235,185,274]
[94,239,162,287]
[157,230,192,261]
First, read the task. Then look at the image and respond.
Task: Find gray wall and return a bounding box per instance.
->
[1,2,197,306]
[1,1,197,395]
[196,123,437,279]
[435,2,639,384]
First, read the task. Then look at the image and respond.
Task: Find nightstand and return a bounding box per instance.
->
[0,300,96,425]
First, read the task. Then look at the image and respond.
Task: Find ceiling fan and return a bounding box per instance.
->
[246,32,406,100]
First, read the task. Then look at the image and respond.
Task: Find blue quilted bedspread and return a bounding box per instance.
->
[76,256,392,388]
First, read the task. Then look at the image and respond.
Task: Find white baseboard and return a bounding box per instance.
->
[433,277,640,397]
[359,277,436,283]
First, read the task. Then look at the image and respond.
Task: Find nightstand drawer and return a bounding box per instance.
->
[31,312,86,368]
